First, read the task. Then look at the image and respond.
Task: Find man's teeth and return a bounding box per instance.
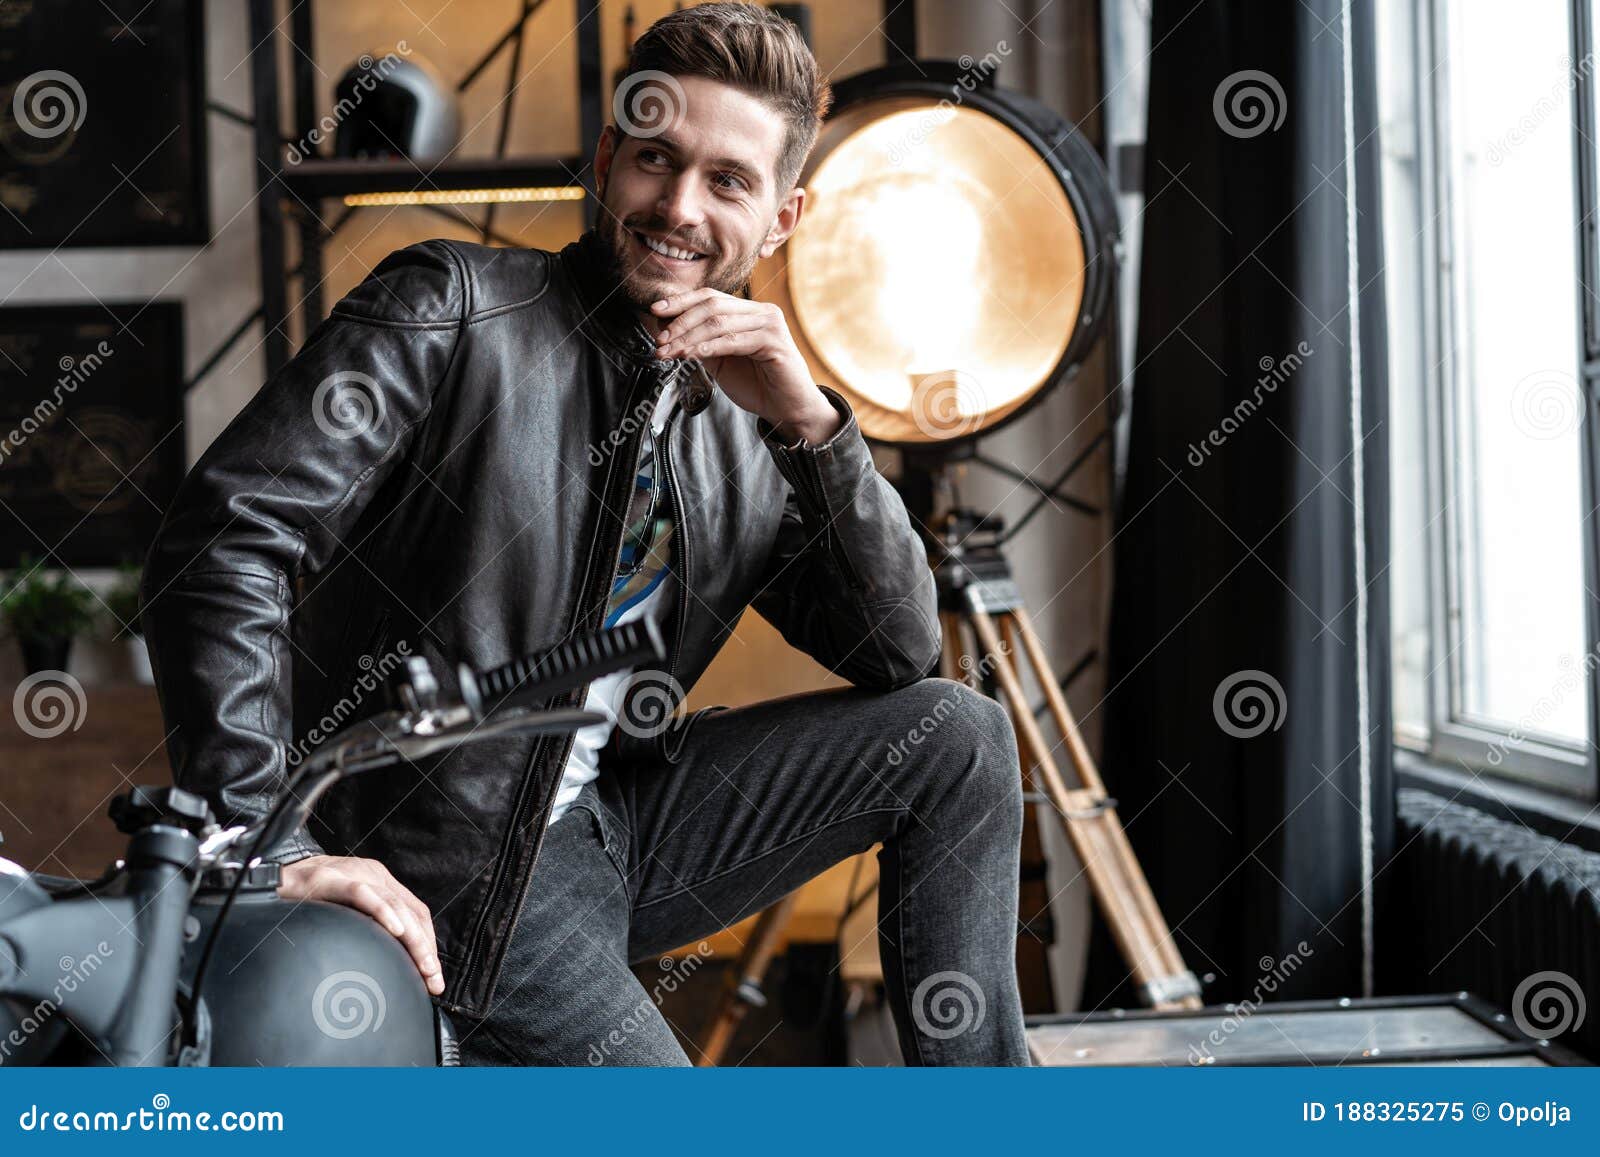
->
[638,232,705,261]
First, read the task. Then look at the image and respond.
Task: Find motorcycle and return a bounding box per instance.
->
[0,619,664,1067]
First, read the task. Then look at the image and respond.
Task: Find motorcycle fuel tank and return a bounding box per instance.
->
[182,866,441,1067]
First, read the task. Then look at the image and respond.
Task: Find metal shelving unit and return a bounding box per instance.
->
[241,0,601,378]
[194,0,910,390]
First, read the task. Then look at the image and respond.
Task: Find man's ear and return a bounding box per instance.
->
[594,124,619,196]
[759,185,805,260]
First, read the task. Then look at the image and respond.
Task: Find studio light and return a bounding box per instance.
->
[748,65,1204,1011]
[753,63,1120,449]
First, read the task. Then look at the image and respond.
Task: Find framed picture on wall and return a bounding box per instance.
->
[0,302,186,567]
[0,0,209,248]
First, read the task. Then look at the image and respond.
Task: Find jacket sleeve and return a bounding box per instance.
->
[749,385,942,690]
[139,240,465,864]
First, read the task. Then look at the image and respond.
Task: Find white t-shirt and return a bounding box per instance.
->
[549,377,679,824]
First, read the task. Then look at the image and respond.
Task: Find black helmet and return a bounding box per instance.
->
[333,48,460,162]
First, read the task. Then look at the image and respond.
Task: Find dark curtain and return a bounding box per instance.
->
[1083,0,1394,1009]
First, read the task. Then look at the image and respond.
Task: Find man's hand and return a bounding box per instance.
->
[649,289,842,445]
[279,855,444,996]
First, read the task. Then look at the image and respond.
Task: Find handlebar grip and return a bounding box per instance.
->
[458,618,666,719]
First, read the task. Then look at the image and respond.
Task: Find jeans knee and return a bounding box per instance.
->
[888,678,1020,812]
[966,687,1023,825]
[964,683,1019,768]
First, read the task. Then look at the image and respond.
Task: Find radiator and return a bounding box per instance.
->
[1390,788,1599,1062]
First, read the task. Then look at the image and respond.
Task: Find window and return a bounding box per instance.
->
[1380,0,1597,798]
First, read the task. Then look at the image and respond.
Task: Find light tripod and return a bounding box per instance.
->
[694,476,1200,1065]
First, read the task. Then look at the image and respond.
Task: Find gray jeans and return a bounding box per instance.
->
[451,676,1030,1066]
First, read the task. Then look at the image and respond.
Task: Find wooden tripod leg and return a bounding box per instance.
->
[968,607,1199,1010]
[695,891,800,1066]
[1009,606,1105,794]
[939,611,965,682]
[1007,607,1197,1004]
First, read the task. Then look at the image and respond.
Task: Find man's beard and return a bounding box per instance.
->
[594,201,762,310]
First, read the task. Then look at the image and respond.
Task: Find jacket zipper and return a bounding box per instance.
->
[657,400,690,693]
[457,360,666,1009]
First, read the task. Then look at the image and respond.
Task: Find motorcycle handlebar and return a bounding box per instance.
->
[458,617,665,719]
[239,619,669,864]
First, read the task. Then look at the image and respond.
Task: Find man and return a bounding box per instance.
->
[143,2,1028,1065]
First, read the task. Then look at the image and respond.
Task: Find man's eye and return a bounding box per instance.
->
[638,149,669,167]
[714,172,747,192]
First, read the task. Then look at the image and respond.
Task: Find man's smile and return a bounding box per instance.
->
[630,228,711,267]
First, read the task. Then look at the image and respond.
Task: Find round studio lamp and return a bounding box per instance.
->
[753,62,1120,449]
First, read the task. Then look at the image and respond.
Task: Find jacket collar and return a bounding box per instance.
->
[558,227,662,370]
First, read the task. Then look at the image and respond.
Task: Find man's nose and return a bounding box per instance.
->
[655,173,705,234]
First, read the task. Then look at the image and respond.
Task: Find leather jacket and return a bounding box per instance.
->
[140,227,941,1016]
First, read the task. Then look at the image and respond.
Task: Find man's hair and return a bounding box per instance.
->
[623,2,833,194]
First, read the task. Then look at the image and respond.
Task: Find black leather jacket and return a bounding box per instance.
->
[140,227,940,1016]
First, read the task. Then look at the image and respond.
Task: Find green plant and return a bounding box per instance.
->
[0,557,96,644]
[104,561,144,640]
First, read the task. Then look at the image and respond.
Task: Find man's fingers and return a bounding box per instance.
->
[363,869,441,988]
[357,882,444,994]
[668,330,765,364]
[661,314,768,360]
[370,864,436,946]
[279,858,445,996]
[649,287,720,315]
[388,885,443,985]
[391,900,440,979]
[657,296,762,344]
[345,880,408,939]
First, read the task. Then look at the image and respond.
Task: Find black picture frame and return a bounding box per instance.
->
[0,302,186,567]
[0,0,210,249]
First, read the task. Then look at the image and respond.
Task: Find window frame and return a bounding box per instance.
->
[1392,0,1600,800]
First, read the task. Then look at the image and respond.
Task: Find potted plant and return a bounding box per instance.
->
[104,561,152,684]
[0,558,96,675]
